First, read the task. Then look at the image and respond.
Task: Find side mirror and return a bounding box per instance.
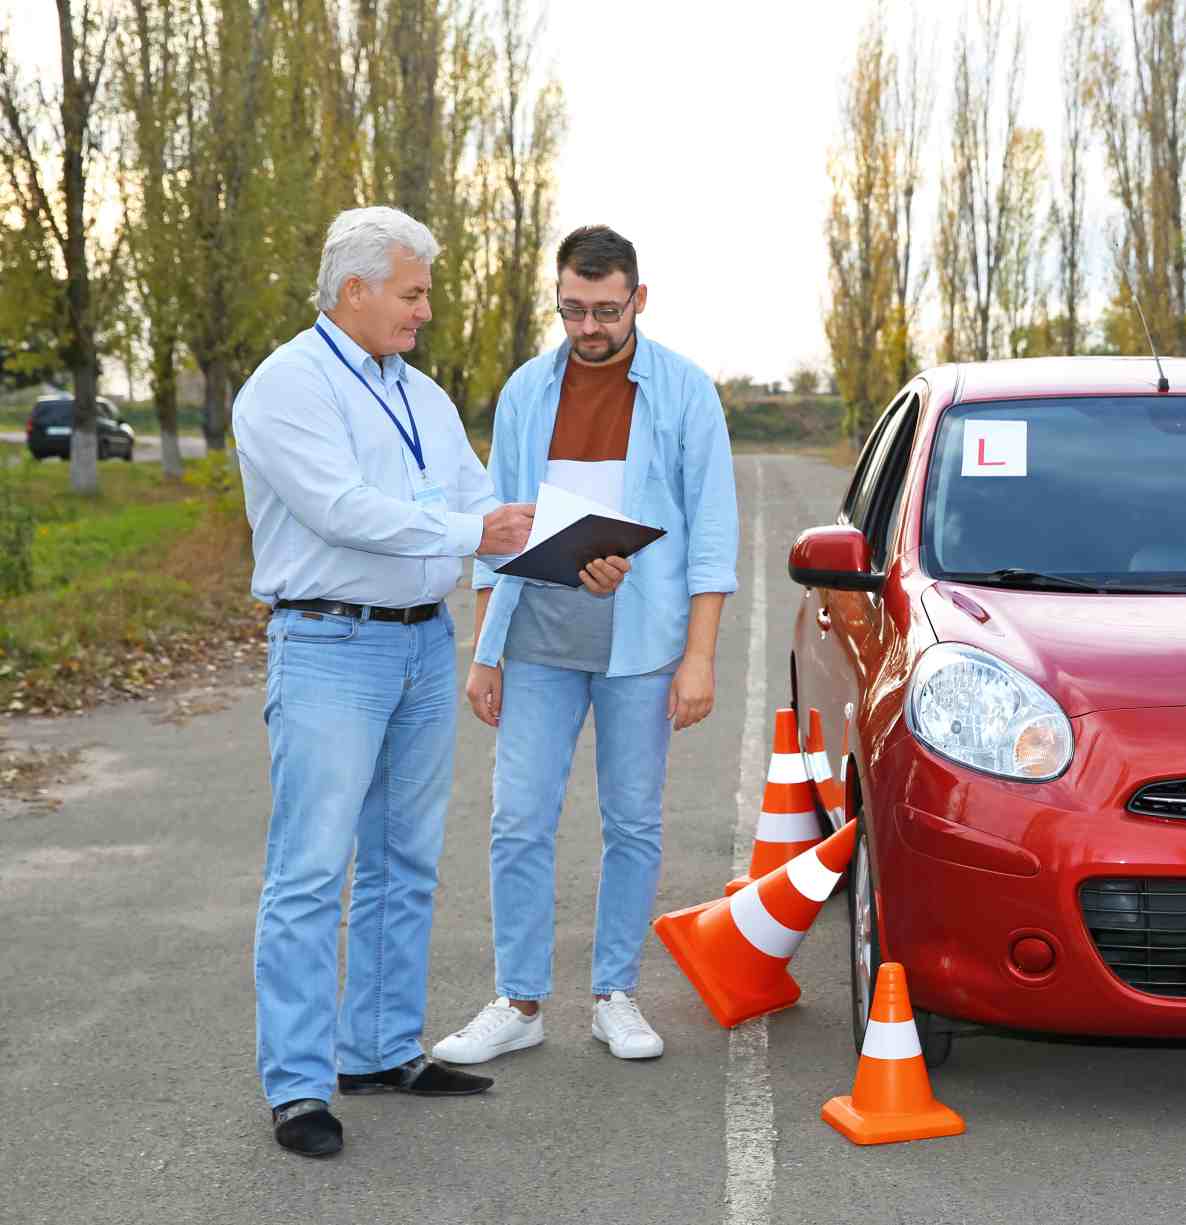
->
[788,525,884,593]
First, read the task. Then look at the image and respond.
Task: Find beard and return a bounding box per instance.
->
[573,322,636,364]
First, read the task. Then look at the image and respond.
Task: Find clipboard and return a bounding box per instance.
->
[495,514,666,588]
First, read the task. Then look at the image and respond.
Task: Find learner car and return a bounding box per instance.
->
[26,394,135,461]
[788,357,1186,1064]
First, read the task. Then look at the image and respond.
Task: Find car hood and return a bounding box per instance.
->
[920,582,1186,716]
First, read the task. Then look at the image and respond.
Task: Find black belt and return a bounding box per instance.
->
[275,598,440,625]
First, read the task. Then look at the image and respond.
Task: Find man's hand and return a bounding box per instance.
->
[466,661,503,727]
[667,655,715,731]
[578,555,630,596]
[477,504,534,556]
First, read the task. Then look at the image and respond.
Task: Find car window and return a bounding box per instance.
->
[98,400,117,421]
[924,396,1186,584]
[34,400,72,426]
[840,391,910,523]
[866,398,920,569]
[849,393,915,534]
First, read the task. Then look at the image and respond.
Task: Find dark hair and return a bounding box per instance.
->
[556,225,638,289]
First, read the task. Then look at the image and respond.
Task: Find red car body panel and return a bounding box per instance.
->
[791,357,1186,1038]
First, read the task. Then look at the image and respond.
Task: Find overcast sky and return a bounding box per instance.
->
[2,1,1096,384]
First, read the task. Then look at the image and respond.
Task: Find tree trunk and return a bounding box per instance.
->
[69,355,99,494]
[152,336,183,480]
[202,357,228,452]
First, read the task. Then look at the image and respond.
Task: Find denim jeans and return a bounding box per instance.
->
[255,606,456,1107]
[490,659,674,999]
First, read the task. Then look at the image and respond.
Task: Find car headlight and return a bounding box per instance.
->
[905,644,1073,780]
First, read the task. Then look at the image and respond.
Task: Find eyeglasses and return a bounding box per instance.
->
[555,286,638,323]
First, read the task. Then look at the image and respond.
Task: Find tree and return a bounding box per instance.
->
[177,0,270,452]
[823,13,895,440]
[790,364,819,396]
[492,0,565,387]
[1087,0,1186,354]
[949,0,1033,362]
[0,0,119,494]
[996,126,1048,357]
[1052,1,1092,355]
[884,11,933,386]
[116,0,189,479]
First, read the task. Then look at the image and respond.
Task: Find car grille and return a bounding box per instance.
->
[1129,779,1186,820]
[1080,878,1186,998]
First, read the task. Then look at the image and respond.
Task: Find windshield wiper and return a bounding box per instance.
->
[946,568,1107,592]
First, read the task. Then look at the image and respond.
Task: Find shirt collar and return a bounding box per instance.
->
[315,311,407,383]
[547,327,654,386]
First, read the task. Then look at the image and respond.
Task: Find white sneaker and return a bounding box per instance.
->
[592,991,664,1059]
[432,997,544,1064]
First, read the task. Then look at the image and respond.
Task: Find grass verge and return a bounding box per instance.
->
[0,447,265,717]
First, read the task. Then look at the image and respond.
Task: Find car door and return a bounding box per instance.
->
[796,391,919,824]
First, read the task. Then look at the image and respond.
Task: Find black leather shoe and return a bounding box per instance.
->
[272,1099,343,1157]
[339,1054,493,1097]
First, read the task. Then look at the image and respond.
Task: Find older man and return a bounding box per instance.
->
[433,225,738,1066]
[233,207,534,1157]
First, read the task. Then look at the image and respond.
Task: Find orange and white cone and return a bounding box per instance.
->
[806,708,845,826]
[821,962,966,1145]
[654,819,857,1028]
[725,708,820,896]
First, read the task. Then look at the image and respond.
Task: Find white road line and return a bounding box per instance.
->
[726,459,775,1225]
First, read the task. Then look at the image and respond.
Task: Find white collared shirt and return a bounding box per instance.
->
[233,313,499,606]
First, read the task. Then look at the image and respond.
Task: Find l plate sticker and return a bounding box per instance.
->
[962,419,1027,477]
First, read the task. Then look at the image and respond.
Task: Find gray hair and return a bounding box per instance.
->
[313,206,441,310]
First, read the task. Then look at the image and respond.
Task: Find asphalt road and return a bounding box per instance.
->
[0,431,206,463]
[2,452,1185,1225]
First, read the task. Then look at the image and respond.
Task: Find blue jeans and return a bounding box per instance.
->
[491,659,674,999]
[255,606,456,1107]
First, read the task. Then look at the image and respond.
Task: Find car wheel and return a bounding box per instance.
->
[122,445,133,462]
[849,812,954,1068]
[98,440,109,461]
[849,813,882,1053]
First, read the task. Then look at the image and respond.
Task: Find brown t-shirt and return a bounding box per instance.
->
[503,354,640,673]
[549,355,636,461]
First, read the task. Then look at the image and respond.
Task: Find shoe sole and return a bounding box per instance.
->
[591,1019,664,1060]
[338,1080,492,1097]
[275,1137,343,1157]
[429,1029,544,1066]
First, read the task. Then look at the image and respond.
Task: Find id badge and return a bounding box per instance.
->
[413,475,448,509]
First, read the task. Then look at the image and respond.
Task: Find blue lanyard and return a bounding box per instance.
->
[315,323,425,472]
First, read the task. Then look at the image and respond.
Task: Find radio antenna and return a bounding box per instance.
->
[1113,239,1170,392]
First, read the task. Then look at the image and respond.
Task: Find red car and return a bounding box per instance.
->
[789,357,1186,1065]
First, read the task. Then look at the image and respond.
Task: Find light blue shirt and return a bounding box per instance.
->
[233,313,499,607]
[474,330,739,677]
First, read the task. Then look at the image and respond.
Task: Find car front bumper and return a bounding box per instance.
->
[873,706,1186,1038]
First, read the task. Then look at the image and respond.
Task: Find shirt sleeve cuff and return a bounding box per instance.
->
[445,512,485,558]
[688,568,739,596]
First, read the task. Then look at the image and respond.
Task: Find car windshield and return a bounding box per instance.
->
[923,395,1186,590]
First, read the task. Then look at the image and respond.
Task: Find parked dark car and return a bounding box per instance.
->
[26,395,135,461]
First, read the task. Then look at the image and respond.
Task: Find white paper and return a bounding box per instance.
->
[961,420,1028,477]
[520,481,640,554]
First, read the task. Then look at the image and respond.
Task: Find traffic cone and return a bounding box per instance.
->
[806,708,845,825]
[725,708,820,896]
[821,963,966,1145]
[654,820,856,1028]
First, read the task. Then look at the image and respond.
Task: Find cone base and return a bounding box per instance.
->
[723,874,750,896]
[820,1094,967,1145]
[654,900,802,1028]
